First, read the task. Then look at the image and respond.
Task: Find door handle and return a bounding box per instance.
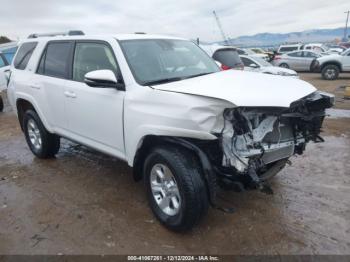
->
[30,83,41,90]
[64,91,77,98]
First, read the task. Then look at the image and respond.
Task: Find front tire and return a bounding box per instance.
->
[23,110,60,158]
[322,64,339,80]
[143,146,209,232]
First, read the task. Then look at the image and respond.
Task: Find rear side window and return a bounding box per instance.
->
[213,49,243,68]
[37,42,72,79]
[288,51,303,57]
[14,42,37,70]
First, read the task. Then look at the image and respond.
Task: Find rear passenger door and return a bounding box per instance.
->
[65,41,125,158]
[302,51,318,71]
[286,51,304,70]
[35,41,74,130]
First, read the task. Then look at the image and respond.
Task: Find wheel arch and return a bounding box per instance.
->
[132,135,217,206]
[15,96,53,132]
[320,61,342,72]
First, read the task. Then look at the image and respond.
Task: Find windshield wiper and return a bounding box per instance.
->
[144,77,183,86]
[182,72,214,80]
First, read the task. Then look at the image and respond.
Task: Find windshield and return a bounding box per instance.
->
[119,39,220,85]
[253,57,271,67]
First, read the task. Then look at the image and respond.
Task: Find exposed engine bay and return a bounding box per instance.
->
[215,91,334,191]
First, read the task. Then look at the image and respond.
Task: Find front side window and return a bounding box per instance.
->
[120,39,219,85]
[303,51,317,58]
[73,42,118,82]
[13,42,37,70]
[37,42,72,79]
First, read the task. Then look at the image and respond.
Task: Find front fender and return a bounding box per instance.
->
[126,124,217,166]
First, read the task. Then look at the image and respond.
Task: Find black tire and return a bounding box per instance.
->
[279,63,289,69]
[322,64,339,80]
[23,110,60,158]
[0,96,3,112]
[143,146,209,232]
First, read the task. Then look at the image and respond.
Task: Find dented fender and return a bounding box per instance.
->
[123,86,234,166]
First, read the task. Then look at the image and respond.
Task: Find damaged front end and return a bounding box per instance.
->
[216,91,334,191]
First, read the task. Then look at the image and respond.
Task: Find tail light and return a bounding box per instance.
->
[221,64,231,70]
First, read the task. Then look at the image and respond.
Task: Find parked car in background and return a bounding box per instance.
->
[8,32,333,231]
[240,55,298,77]
[0,51,11,112]
[325,44,345,54]
[200,44,244,70]
[236,48,269,60]
[272,50,321,71]
[0,42,18,65]
[339,42,350,49]
[312,48,350,80]
[277,44,303,54]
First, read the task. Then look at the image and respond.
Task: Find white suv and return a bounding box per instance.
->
[312,48,350,80]
[7,32,334,231]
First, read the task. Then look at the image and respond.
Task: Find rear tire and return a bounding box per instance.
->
[322,64,339,80]
[0,96,3,112]
[279,63,289,69]
[143,146,209,232]
[23,110,60,158]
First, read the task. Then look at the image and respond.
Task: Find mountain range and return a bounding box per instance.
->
[214,27,348,47]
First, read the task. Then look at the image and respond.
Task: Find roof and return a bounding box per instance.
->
[19,34,186,44]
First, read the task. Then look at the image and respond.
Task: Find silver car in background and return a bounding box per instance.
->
[240,55,298,77]
[272,50,321,71]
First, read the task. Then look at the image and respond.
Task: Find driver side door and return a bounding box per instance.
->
[65,41,125,159]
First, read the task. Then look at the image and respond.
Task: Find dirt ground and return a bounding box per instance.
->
[0,73,349,255]
[300,73,350,110]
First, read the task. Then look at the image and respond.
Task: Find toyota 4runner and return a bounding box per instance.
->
[7,32,334,231]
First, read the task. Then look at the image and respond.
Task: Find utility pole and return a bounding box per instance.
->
[213,11,229,45]
[344,11,350,41]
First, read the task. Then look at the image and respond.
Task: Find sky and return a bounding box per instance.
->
[0,0,349,42]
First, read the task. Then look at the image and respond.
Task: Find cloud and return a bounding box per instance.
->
[0,0,348,41]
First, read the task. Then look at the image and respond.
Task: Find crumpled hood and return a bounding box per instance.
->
[152,70,316,108]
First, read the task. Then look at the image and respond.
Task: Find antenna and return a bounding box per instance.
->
[213,11,229,45]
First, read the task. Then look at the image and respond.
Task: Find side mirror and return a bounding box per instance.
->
[84,70,120,89]
[249,63,259,68]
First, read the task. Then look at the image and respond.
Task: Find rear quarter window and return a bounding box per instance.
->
[13,42,38,70]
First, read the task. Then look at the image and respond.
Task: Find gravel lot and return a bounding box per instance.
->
[0,73,349,255]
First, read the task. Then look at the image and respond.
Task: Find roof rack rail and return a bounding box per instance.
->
[28,30,84,39]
